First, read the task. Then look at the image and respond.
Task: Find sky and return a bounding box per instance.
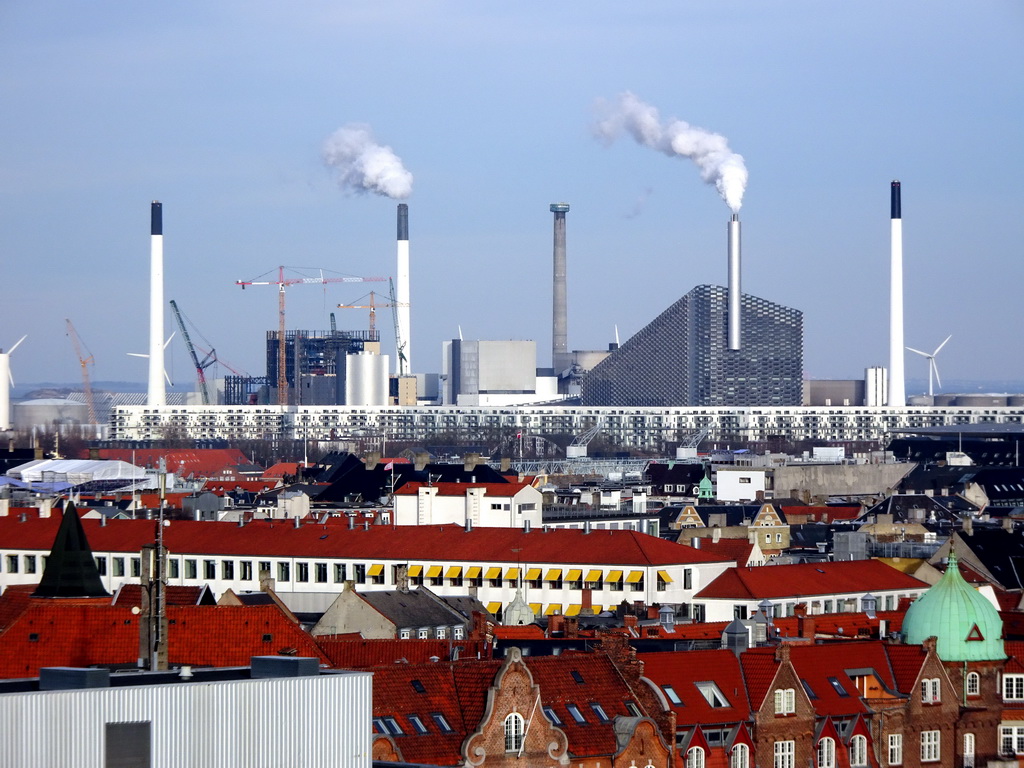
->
[1,1,1022,394]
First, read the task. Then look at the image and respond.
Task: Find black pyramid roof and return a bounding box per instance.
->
[31,500,110,598]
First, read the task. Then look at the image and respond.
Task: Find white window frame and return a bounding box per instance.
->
[888,734,903,766]
[966,672,980,697]
[921,730,940,763]
[818,737,836,768]
[504,713,525,753]
[1004,674,1024,701]
[731,744,750,768]
[774,740,795,768]
[921,677,941,703]
[774,688,796,715]
[963,732,975,768]
[687,747,706,768]
[1000,726,1024,756]
[850,735,868,767]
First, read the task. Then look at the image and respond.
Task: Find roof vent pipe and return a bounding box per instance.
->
[293,516,300,529]
[583,520,591,535]
[465,519,473,533]
[524,519,531,533]
[348,515,355,530]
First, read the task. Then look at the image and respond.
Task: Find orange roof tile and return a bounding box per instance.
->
[695,560,927,601]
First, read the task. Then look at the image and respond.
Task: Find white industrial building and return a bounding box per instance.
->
[441,339,562,406]
[392,481,543,527]
[0,659,371,767]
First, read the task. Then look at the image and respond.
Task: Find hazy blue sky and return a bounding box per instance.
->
[1,1,1022,393]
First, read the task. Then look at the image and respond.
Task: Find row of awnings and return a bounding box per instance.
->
[485,602,610,616]
[402,565,673,583]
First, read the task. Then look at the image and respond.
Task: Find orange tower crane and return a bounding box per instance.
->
[65,319,97,425]
[236,267,386,405]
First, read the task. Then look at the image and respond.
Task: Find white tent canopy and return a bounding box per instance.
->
[8,459,148,486]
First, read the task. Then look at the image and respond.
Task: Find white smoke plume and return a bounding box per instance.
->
[322,124,413,199]
[594,92,747,212]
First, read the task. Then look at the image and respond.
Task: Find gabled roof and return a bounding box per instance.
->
[695,560,927,601]
[393,481,535,498]
[0,517,731,566]
[90,448,258,478]
[360,588,469,629]
[111,583,215,606]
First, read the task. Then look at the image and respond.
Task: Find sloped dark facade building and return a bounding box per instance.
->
[581,284,803,407]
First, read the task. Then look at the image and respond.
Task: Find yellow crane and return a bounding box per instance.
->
[65,319,97,425]
[337,283,409,373]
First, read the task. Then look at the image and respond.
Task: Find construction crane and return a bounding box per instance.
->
[337,286,410,374]
[169,300,215,405]
[65,319,97,425]
[237,266,387,405]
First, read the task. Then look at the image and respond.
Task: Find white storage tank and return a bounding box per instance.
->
[14,398,88,430]
[344,352,388,406]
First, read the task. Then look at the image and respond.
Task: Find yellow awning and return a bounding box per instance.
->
[407,565,423,577]
[606,570,623,583]
[426,565,442,578]
[566,569,583,581]
[529,603,542,614]
[585,569,603,582]
[591,605,602,613]
[626,570,644,583]
[367,564,384,576]
[657,569,673,583]
[485,566,502,579]
[544,604,563,616]
[525,568,542,580]
[564,604,583,616]
[486,602,502,614]
[466,566,482,578]
[445,566,462,578]
[505,567,520,580]
[544,568,562,581]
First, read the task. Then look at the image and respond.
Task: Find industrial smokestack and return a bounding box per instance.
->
[396,203,411,375]
[550,202,570,373]
[728,213,741,350]
[888,181,905,407]
[148,201,166,407]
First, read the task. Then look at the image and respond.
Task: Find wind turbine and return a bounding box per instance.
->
[128,332,176,390]
[0,336,26,431]
[906,335,951,397]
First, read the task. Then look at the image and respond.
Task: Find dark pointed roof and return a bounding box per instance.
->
[31,501,110,598]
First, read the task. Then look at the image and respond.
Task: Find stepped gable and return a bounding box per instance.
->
[31,501,110,599]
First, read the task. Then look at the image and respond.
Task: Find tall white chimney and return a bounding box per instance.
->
[728,213,741,350]
[148,201,166,407]
[396,203,411,375]
[888,181,905,407]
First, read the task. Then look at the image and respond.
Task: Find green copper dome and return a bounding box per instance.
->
[698,474,714,500]
[903,552,1005,661]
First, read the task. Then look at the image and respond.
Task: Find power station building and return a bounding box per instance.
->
[580,284,803,407]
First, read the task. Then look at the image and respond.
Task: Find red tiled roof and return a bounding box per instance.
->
[884,643,927,693]
[90,449,257,477]
[262,462,303,479]
[780,506,861,522]
[393,481,531,498]
[693,538,756,566]
[493,625,546,640]
[111,584,209,606]
[639,649,751,724]
[0,517,732,566]
[695,560,927,600]
[0,601,326,678]
[317,637,486,668]
[786,642,896,716]
[201,480,280,494]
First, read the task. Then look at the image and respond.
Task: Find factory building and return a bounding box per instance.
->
[442,339,560,406]
[581,284,803,407]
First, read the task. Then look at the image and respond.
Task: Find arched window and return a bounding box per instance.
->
[818,737,836,768]
[687,747,706,768]
[966,672,980,697]
[732,743,750,768]
[964,733,975,768]
[850,735,868,767]
[504,713,524,753]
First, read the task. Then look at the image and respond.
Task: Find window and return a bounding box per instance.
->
[408,715,428,734]
[222,560,234,580]
[418,628,429,639]
[454,626,464,640]
[732,744,750,768]
[334,563,347,583]
[315,562,327,583]
[382,717,403,736]
[921,677,941,703]
[921,730,940,762]
[258,561,271,579]
[296,562,309,583]
[437,627,447,639]
[204,560,216,580]
[964,733,975,768]
[566,703,586,724]
[774,688,796,715]
[966,672,980,697]
[504,713,525,753]
[1001,726,1024,756]
[683,569,693,590]
[818,737,836,768]
[625,700,641,716]
[5,554,17,573]
[131,558,141,577]
[888,734,903,765]
[432,713,454,734]
[372,718,387,734]
[183,559,196,579]
[95,557,107,576]
[850,735,867,767]
[774,740,795,768]
[354,564,366,583]
[167,558,179,579]
[590,703,609,722]
[543,706,563,725]
[399,629,411,639]
[1004,674,1024,701]
[687,747,706,768]
[662,685,683,705]
[105,722,151,768]
[240,560,252,581]
[277,562,290,582]
[697,682,730,708]
[24,555,36,574]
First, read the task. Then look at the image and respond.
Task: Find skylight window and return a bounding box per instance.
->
[543,707,563,726]
[571,670,585,684]
[383,717,404,736]
[431,713,454,734]
[662,685,683,705]
[411,679,426,694]
[696,681,730,708]
[408,715,428,735]
[566,704,587,724]
[590,703,610,722]
[828,677,850,697]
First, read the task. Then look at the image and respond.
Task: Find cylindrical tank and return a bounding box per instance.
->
[907,395,933,407]
[345,352,388,406]
[955,395,1008,407]
[933,394,957,406]
[1007,395,1024,407]
[14,398,88,430]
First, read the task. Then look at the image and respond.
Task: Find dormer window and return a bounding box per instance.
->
[774,688,796,715]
